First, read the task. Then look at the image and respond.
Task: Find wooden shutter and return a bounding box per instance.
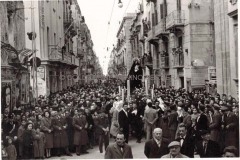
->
[160,4,164,19]
[152,13,155,27]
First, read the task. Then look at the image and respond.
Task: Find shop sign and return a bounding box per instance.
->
[37,67,45,80]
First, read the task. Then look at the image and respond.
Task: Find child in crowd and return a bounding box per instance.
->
[2,141,8,160]
[6,138,17,160]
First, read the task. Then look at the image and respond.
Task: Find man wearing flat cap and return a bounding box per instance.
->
[161,141,188,158]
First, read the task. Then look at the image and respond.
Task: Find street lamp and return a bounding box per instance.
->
[118,0,123,8]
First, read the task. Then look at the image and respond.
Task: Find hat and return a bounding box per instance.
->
[213,103,220,110]
[220,105,229,111]
[168,141,181,148]
[199,130,210,136]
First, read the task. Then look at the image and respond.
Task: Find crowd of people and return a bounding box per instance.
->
[1,79,239,159]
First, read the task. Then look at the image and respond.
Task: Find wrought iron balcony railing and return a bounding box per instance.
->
[161,55,169,68]
[173,53,184,68]
[142,53,153,67]
[166,10,185,30]
[155,18,169,37]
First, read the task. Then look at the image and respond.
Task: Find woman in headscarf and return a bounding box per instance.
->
[110,100,123,138]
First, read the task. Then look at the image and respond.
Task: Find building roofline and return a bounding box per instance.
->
[116,13,135,37]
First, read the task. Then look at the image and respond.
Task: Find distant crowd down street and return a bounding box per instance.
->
[1,78,239,159]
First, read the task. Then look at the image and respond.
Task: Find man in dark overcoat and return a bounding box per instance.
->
[105,132,133,159]
[118,102,130,143]
[72,109,89,155]
[51,112,72,156]
[144,128,169,158]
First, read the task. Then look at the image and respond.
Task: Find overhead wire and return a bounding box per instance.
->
[122,0,132,17]
[104,0,116,52]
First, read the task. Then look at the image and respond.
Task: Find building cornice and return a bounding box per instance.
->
[228,9,238,17]
[117,15,134,37]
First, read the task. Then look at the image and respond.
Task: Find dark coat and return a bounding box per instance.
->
[144,138,169,158]
[105,143,133,159]
[40,117,53,149]
[168,111,178,141]
[209,112,221,142]
[86,113,95,132]
[22,130,34,159]
[175,133,195,158]
[118,109,130,142]
[196,113,209,131]
[95,114,109,135]
[224,112,238,147]
[118,110,130,134]
[17,125,25,157]
[52,116,69,148]
[182,114,192,130]
[196,140,221,157]
[33,131,45,158]
[72,115,89,146]
[168,111,178,131]
[161,112,171,139]
[66,115,74,147]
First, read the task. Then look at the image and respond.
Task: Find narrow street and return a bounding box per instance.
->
[1,0,239,159]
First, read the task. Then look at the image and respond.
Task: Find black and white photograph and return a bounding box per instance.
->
[0,0,239,159]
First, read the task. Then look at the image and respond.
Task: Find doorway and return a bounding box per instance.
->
[180,77,184,88]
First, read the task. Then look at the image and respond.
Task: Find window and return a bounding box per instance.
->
[160,4,164,19]
[152,13,155,27]
[177,0,181,10]
[164,0,167,17]
[54,33,56,45]
[234,24,238,78]
[47,27,50,55]
[166,75,171,87]
[155,10,158,24]
[178,36,182,48]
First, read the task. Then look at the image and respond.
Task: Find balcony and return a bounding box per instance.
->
[146,0,156,3]
[142,53,153,67]
[228,0,238,17]
[173,53,184,68]
[48,46,62,61]
[155,18,169,37]
[70,23,77,36]
[166,10,185,30]
[161,55,169,69]
[147,25,159,45]
[63,17,73,30]
[63,53,72,64]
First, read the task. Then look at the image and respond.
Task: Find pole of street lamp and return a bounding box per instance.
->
[31,1,38,106]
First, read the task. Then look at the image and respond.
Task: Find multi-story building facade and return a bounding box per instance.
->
[146,0,216,91]
[115,13,135,75]
[1,1,31,111]
[23,0,101,96]
[78,19,102,83]
[107,47,118,76]
[227,0,238,98]
[123,0,216,92]
[214,0,238,98]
